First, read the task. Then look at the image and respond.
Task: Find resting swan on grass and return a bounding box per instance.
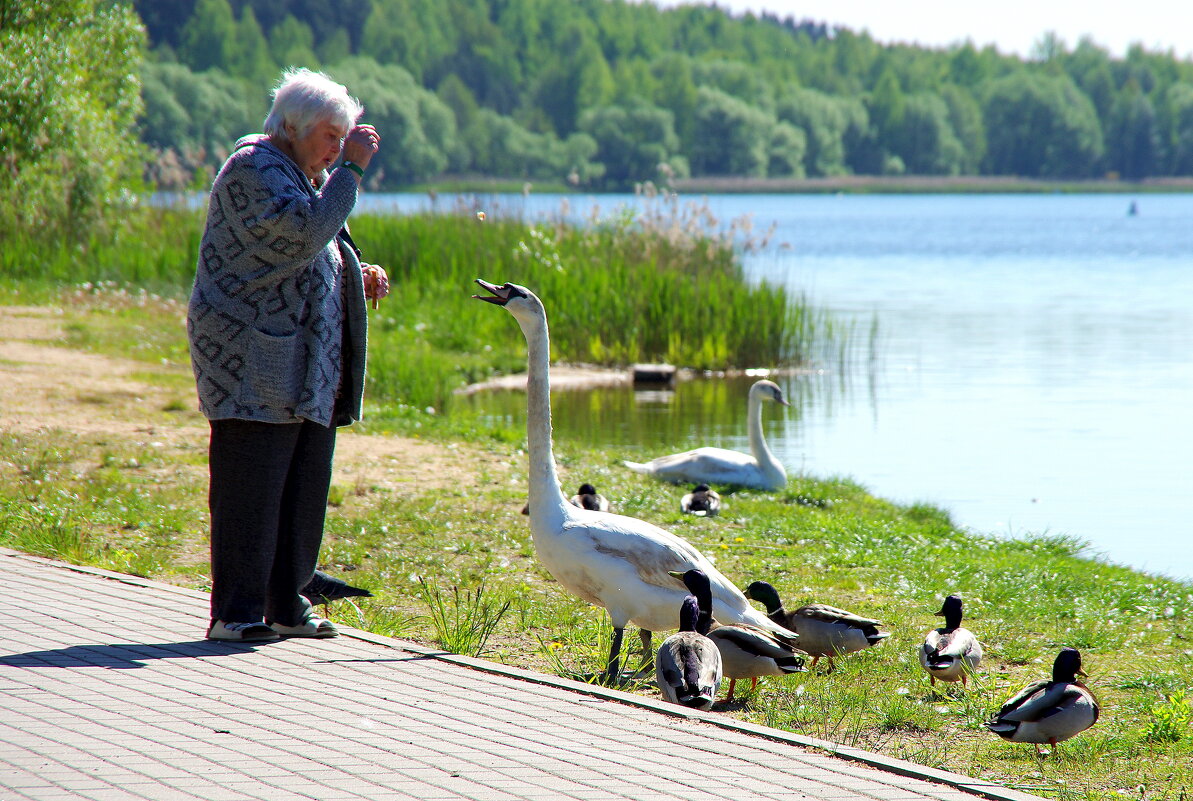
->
[622,379,790,490]
[474,279,797,683]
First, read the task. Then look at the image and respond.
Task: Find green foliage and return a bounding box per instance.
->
[690,87,773,177]
[578,101,684,188]
[328,58,458,184]
[1146,690,1192,742]
[416,577,511,657]
[0,0,148,237]
[139,61,264,184]
[1108,87,1161,179]
[897,94,965,176]
[983,72,1106,177]
[177,0,234,72]
[2,196,827,414]
[130,0,1193,186]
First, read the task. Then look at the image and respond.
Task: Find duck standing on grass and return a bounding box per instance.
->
[655,595,723,710]
[919,594,982,688]
[985,647,1099,754]
[622,379,790,491]
[680,484,721,516]
[473,280,797,685]
[675,569,804,702]
[745,580,889,670]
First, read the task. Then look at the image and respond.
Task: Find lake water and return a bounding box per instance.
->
[360,191,1193,584]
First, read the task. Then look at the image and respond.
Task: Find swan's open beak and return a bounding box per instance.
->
[473,278,512,305]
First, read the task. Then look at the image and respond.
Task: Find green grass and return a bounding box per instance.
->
[2,385,1192,798]
[2,206,1191,799]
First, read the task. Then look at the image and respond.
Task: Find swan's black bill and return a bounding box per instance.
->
[473,279,526,306]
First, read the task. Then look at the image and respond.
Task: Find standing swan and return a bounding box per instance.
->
[474,280,796,683]
[622,379,790,490]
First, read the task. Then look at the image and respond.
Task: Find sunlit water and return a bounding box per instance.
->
[363,191,1193,583]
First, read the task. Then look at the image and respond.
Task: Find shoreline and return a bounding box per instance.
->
[669,174,1193,195]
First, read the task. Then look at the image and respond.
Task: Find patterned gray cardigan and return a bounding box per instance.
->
[187,135,368,428]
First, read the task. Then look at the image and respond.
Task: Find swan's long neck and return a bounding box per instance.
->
[746,392,786,483]
[520,312,568,522]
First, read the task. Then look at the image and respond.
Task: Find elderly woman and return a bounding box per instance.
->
[188,68,388,642]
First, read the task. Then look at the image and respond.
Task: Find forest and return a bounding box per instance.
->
[132,0,1193,190]
[6,0,1193,217]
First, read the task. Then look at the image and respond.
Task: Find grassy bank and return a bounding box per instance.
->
[1,312,1191,799]
[1,197,834,417]
[1,205,1191,799]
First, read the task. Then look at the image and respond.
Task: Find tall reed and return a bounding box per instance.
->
[5,197,841,415]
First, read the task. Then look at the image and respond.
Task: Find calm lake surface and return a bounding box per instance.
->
[359,191,1193,583]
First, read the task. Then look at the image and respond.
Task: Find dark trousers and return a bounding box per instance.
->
[207,418,337,626]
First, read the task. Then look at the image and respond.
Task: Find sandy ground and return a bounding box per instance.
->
[0,305,508,494]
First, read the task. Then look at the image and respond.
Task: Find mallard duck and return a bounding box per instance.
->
[571,483,610,512]
[680,484,721,516]
[522,483,610,515]
[986,647,1099,754]
[622,379,790,490]
[745,580,889,670]
[301,569,372,606]
[676,569,804,702]
[919,594,983,687]
[655,595,723,710]
[474,280,797,684]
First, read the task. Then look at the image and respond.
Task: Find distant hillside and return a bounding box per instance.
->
[134,0,1193,189]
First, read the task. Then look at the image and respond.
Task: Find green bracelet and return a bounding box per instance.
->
[341,160,365,178]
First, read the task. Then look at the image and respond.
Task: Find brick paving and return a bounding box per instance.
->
[0,549,1044,801]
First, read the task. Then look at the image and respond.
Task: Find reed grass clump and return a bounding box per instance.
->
[416,577,511,657]
[5,195,836,417]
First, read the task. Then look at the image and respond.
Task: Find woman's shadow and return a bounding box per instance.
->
[0,639,271,670]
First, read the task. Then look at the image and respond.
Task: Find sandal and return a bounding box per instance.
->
[207,620,280,642]
[269,617,339,638]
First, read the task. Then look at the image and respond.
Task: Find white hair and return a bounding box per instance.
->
[262,68,364,141]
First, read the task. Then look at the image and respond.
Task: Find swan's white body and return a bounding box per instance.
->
[623,380,789,490]
[476,280,795,667]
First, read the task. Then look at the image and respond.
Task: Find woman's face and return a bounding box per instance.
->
[286,117,348,181]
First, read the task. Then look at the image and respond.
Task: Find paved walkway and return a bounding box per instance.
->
[0,549,1043,801]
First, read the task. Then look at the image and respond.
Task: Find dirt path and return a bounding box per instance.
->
[0,306,508,494]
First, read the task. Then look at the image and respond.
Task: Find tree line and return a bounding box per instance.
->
[6,0,1193,238]
[134,0,1193,189]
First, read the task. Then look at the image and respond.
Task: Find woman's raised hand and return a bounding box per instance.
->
[341,124,380,170]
